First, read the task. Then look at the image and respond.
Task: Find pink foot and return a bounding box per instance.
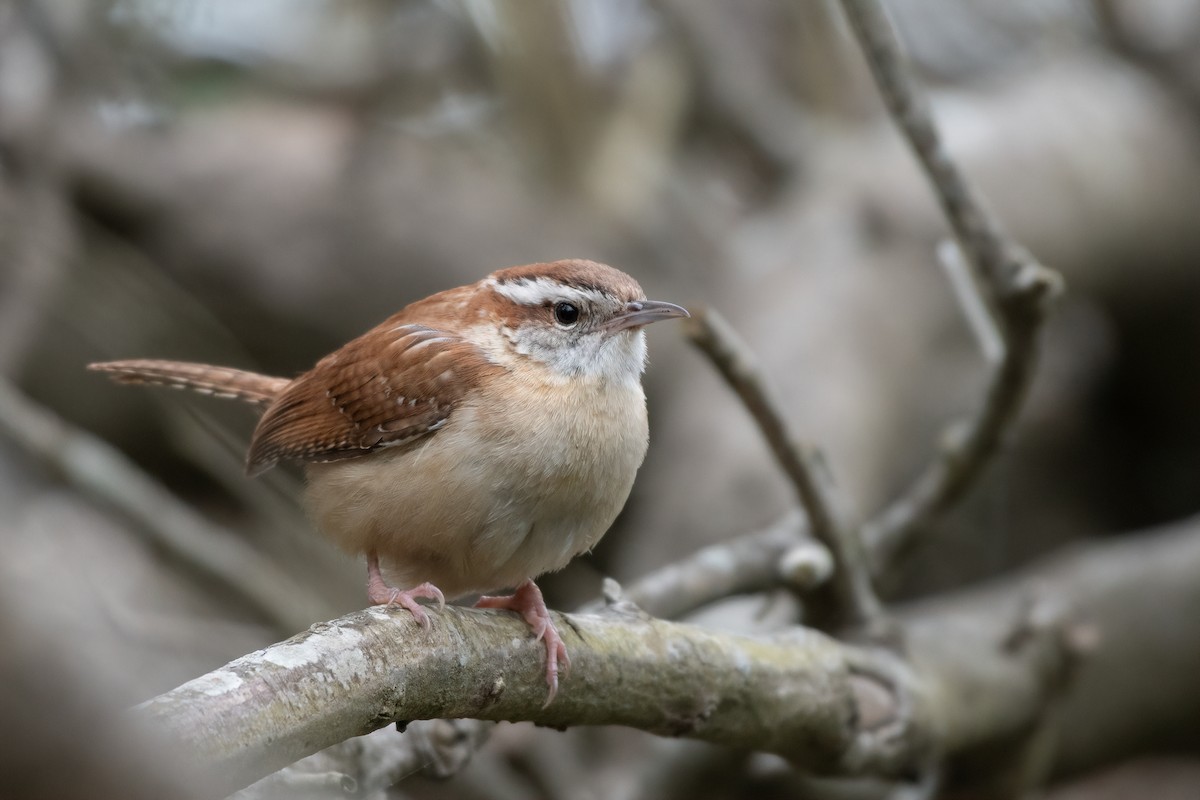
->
[366,551,445,629]
[476,579,569,704]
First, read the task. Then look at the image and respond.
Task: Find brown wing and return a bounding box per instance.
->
[246,322,500,475]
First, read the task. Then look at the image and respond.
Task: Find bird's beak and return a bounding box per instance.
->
[603,299,690,333]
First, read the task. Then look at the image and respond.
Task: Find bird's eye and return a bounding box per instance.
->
[553,301,580,327]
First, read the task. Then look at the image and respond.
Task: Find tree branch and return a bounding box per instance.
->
[837,0,1064,574]
[838,0,1031,295]
[139,602,935,797]
[244,516,815,798]
[132,512,1200,797]
[584,510,810,619]
[253,515,824,795]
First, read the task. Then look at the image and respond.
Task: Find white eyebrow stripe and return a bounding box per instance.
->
[488,277,610,308]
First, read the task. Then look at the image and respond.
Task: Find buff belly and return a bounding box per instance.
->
[303,383,649,598]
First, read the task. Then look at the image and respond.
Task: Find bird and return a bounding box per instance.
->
[89,259,689,702]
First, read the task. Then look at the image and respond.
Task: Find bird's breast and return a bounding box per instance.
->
[466,372,649,578]
[303,371,649,597]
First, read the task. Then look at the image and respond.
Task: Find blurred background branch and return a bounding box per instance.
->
[837,0,1064,578]
[3,0,1200,798]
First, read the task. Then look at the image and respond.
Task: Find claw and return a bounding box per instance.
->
[366,552,443,629]
[476,579,569,704]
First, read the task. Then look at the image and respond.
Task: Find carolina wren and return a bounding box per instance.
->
[90,259,688,701]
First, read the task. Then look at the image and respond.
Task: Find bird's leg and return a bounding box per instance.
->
[475,579,570,704]
[366,550,445,629]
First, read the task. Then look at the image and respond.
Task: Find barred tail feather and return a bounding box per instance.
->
[88,359,288,408]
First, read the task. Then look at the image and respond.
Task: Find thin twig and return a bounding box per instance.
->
[583,511,810,619]
[839,0,1064,576]
[685,307,883,630]
[937,240,1004,365]
[839,0,1029,298]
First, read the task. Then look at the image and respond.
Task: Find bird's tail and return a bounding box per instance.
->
[88,359,288,408]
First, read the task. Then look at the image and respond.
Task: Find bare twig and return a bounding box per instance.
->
[585,511,810,619]
[685,307,883,630]
[231,770,356,800]
[937,240,1004,364]
[839,0,1035,296]
[0,378,321,632]
[839,0,1064,575]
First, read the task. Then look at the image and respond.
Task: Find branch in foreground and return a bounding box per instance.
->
[685,307,883,631]
[140,603,932,797]
[241,515,816,797]
[137,511,1200,797]
[838,0,1064,575]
